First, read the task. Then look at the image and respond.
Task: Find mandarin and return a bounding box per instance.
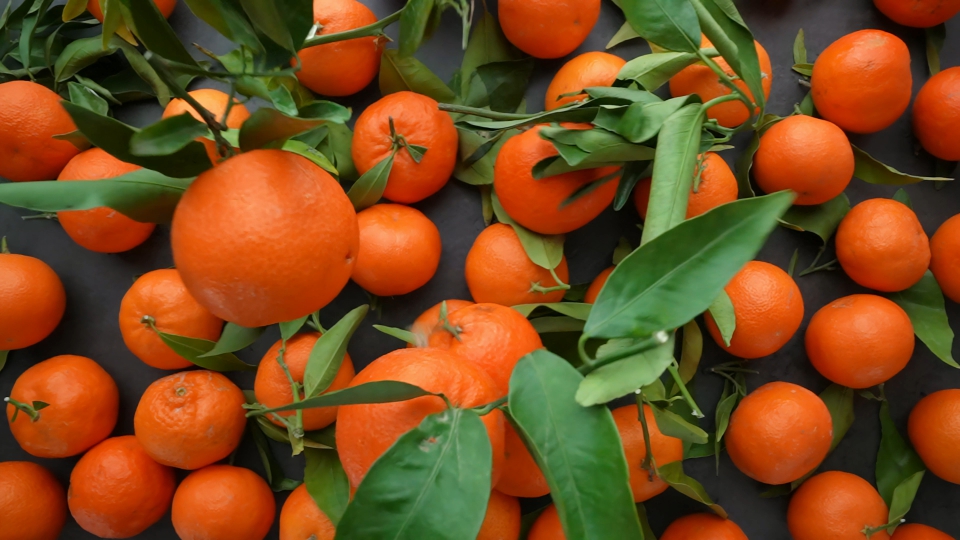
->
[787,470,890,540]
[909,389,960,485]
[613,403,684,502]
[478,490,521,540]
[0,243,65,350]
[161,88,250,165]
[0,80,79,182]
[495,421,550,498]
[499,0,600,59]
[874,0,960,27]
[0,461,66,540]
[584,266,614,304]
[296,0,381,96]
[892,524,956,540]
[634,152,738,219]
[931,214,960,303]
[352,203,442,296]
[913,67,960,161]
[545,52,627,111]
[171,465,276,540]
[409,299,474,346]
[660,513,748,540]
[280,484,335,540]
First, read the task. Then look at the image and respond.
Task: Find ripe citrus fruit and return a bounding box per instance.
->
[811,29,912,134]
[752,115,854,205]
[280,483,335,540]
[704,260,804,359]
[0,80,79,182]
[119,268,224,370]
[0,244,65,350]
[57,148,156,253]
[254,333,356,431]
[171,465,276,540]
[913,67,960,161]
[336,348,505,488]
[931,214,960,303]
[498,0,600,59]
[134,370,247,469]
[88,0,176,20]
[7,355,118,458]
[171,149,359,327]
[527,504,564,540]
[161,88,250,165]
[634,152,738,219]
[836,198,930,292]
[584,266,613,304]
[874,0,960,27]
[409,299,474,346]
[478,490,521,540]
[296,0,381,96]
[465,223,570,306]
[787,470,890,540]
[352,91,457,203]
[660,513,748,540]
[494,123,619,235]
[0,461,66,540]
[544,52,627,110]
[892,524,956,540]
[352,203,442,296]
[496,422,549,498]
[613,403,683,502]
[908,389,960,485]
[68,435,176,538]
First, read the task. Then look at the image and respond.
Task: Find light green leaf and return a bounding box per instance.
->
[707,291,735,347]
[153,329,257,371]
[607,21,642,49]
[303,305,369,398]
[793,29,806,64]
[201,323,264,357]
[347,153,394,211]
[658,461,727,517]
[616,51,699,91]
[576,336,676,406]
[491,191,565,271]
[854,146,951,185]
[304,448,350,526]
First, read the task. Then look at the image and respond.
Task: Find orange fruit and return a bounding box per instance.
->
[704,260,804,359]
[7,355,118,458]
[134,370,247,470]
[352,203,442,296]
[494,123,619,235]
[811,29,912,134]
[0,461,66,540]
[88,0,176,20]
[296,0,381,96]
[913,67,960,160]
[805,294,914,389]
[909,389,960,485]
[527,504,564,540]
[427,302,543,395]
[171,465,276,540]
[478,490,521,540]
[68,435,176,538]
[931,214,960,303]
[892,524,956,540]
[280,483,335,540]
[836,198,931,292]
[465,223,571,306]
[787,470,890,540]
[336,348,505,488]
[0,246,65,350]
[409,299,474,346]
[613,403,684,502]
[352,91,458,203]
[119,268,224,370]
[161,88,250,165]
[57,148,156,253]
[874,0,960,27]
[496,422,550,498]
[171,149,359,327]
[544,52,627,110]
[498,0,600,59]
[752,115,854,205]
[633,152,738,219]
[670,36,773,128]
[584,266,614,304]
[0,80,79,182]
[660,513,748,540]
[254,333,356,431]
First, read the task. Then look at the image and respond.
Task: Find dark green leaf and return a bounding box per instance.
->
[707,291,735,347]
[249,418,302,491]
[154,330,257,371]
[319,123,357,182]
[120,0,198,66]
[658,461,727,517]
[463,107,598,132]
[888,271,958,368]
[926,24,945,76]
[614,160,650,211]
[379,49,456,103]
[254,381,435,415]
[650,398,710,444]
[819,384,854,452]
[303,305,369,398]
[793,29,806,64]
[201,323,264,357]
[596,97,698,144]
[464,59,534,113]
[372,324,419,345]
[129,113,209,156]
[491,192,564,271]
[74,75,122,105]
[576,336,676,406]
[779,193,851,244]
[304,448,350,526]
[616,51,699,91]
[853,146,951,185]
[239,107,345,152]
[876,399,926,523]
[347,153,394,211]
[607,21,642,49]
[453,129,512,185]
[67,81,108,115]
[621,0,700,53]
[239,0,294,51]
[460,11,517,101]
[20,0,53,72]
[691,0,765,111]
[398,0,439,57]
[637,503,657,540]
[100,0,122,49]
[893,188,912,209]
[530,316,585,334]
[181,0,263,52]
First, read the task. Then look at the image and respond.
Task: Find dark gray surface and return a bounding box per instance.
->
[2,0,960,538]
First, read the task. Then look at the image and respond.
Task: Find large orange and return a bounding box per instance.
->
[7,355,118,458]
[88,0,176,20]
[892,524,956,540]
[660,513,748,540]
[0,461,66,540]
[495,124,619,235]
[171,149,359,327]
[499,0,600,59]
[811,29,912,134]
[527,504,564,540]
[704,260,804,359]
[171,465,275,540]
[0,80,79,182]
[478,490,521,540]
[161,88,250,165]
[495,422,550,498]
[805,294,914,389]
[913,67,960,160]
[787,471,890,540]
[633,152,738,219]
[296,0,381,96]
[352,91,458,203]
[909,389,960,485]
[836,198,930,292]
[352,203,442,296]
[931,214,960,303]
[0,246,65,350]
[874,0,960,27]
[280,483,335,540]
[336,348,505,488]
[584,266,614,304]
[465,223,570,306]
[544,52,627,110]
[409,299,474,346]
[613,404,683,502]
[57,148,156,253]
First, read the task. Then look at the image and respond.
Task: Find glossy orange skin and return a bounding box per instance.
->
[0,81,79,182]
[584,266,614,304]
[704,261,804,359]
[57,148,156,253]
[119,269,223,370]
[161,88,250,165]
[527,504,565,540]
[545,52,626,110]
[254,333,356,431]
[892,523,956,540]
[670,37,773,128]
[806,294,914,389]
[68,436,176,539]
[296,0,381,96]
[811,30,912,134]
[172,465,275,540]
[913,67,960,160]
[931,214,960,303]
[874,0,960,27]
[909,389,960,484]
[660,513,748,540]
[753,115,854,205]
[171,150,359,327]
[495,421,550,498]
[0,251,65,350]
[352,91,457,203]
[88,0,176,20]
[495,124,619,235]
[478,490,521,540]
[427,302,543,395]
[0,461,66,540]
[614,404,683,502]
[352,204,442,296]
[465,223,571,306]
[7,355,118,458]
[787,471,890,540]
[410,299,474,346]
[836,198,930,292]
[499,0,600,59]
[280,483,335,540]
[134,370,247,470]
[634,153,738,219]
[336,348,505,488]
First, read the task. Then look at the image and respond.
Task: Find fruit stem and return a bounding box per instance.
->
[635,392,659,481]
[274,338,306,455]
[437,301,463,342]
[700,93,742,112]
[695,49,755,113]
[4,397,48,422]
[473,396,507,416]
[301,9,403,48]
[668,363,705,418]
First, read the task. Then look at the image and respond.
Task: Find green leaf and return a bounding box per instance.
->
[621,0,701,53]
[691,0,765,111]
[792,63,813,76]
[819,384,855,453]
[463,106,599,132]
[347,153,394,211]
[181,0,263,53]
[100,0,122,49]
[249,417,302,492]
[893,188,912,209]
[607,21,642,49]
[153,330,257,371]
[453,129,512,185]
[200,323,264,357]
[793,29,806,64]
[707,291,735,347]
[576,336,676,406]
[463,59,534,113]
[888,470,925,532]
[318,123,357,182]
[649,399,710,444]
[120,0,198,66]
[20,0,54,73]
[712,389,738,464]
[239,0,295,51]
[876,399,926,525]
[490,192,565,271]
[779,193,851,244]
[67,81,109,115]
[129,113,209,156]
[853,146,951,185]
[677,320,702,385]
[282,140,339,176]
[615,161,650,211]
[379,49,456,103]
[303,305,368,398]
[372,324,419,346]
[613,236,633,266]
[888,271,958,368]
[398,0,440,57]
[63,0,87,21]
[616,51,699,91]
[512,303,591,320]
[460,11,517,101]
[254,381,435,415]
[239,107,346,152]
[798,91,815,116]
[734,114,781,197]
[280,316,309,340]
[612,97,700,145]
[926,24,945,75]
[658,461,727,517]
[304,448,350,526]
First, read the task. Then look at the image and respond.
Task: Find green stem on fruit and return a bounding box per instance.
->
[473,396,507,416]
[4,397,48,422]
[635,392,659,481]
[667,363,705,418]
[437,301,463,342]
[301,9,402,48]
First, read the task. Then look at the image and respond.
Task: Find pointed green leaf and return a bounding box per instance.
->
[129,113,209,156]
[576,337,676,406]
[621,0,701,53]
[304,448,350,526]
[854,146,951,185]
[491,191,564,271]
[200,323,264,357]
[616,51,699,91]
[379,49,456,103]
[658,461,727,517]
[154,330,257,371]
[607,21,642,49]
[707,291,735,347]
[926,24,945,75]
[347,153,394,211]
[819,384,855,452]
[67,81,109,115]
[779,193,851,244]
[793,29,806,64]
[303,305,369,398]
[888,271,958,368]
[239,107,345,152]
[372,324,419,345]
[253,381,435,416]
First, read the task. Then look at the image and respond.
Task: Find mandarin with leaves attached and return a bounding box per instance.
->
[352,203,442,296]
[545,52,627,111]
[161,88,250,165]
[296,0,382,97]
[660,513,748,540]
[909,389,960,485]
[0,461,66,540]
[280,483,335,540]
[634,152,738,220]
[171,465,276,540]
[613,403,683,502]
[498,0,600,59]
[0,80,80,182]
[787,471,890,540]
[0,242,65,351]
[409,299,474,346]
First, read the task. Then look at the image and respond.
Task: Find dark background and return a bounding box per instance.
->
[2,0,960,538]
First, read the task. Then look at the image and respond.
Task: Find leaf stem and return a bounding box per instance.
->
[473,396,507,416]
[668,363,704,418]
[301,9,402,48]
[700,94,742,111]
[275,337,306,455]
[635,392,659,481]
